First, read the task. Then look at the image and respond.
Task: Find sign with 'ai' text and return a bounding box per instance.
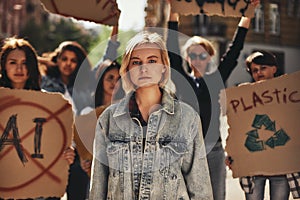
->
[0,88,73,199]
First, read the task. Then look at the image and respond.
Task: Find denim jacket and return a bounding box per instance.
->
[89,89,213,200]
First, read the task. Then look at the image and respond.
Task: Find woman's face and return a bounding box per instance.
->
[128,43,166,89]
[187,45,210,77]
[57,50,78,77]
[102,68,120,97]
[5,49,29,89]
[250,63,277,82]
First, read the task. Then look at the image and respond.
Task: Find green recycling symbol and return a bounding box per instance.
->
[245,114,290,152]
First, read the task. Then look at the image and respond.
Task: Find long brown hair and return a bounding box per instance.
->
[45,41,92,89]
[0,37,40,90]
[94,59,124,107]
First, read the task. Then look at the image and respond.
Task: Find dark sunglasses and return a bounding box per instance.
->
[188,52,208,60]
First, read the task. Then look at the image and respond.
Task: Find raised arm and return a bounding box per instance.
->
[110,25,118,43]
[166,6,186,76]
[238,16,251,29]
[93,25,120,79]
[218,0,260,81]
[238,0,260,28]
[103,25,120,61]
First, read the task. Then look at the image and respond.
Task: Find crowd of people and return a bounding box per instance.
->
[1,0,299,199]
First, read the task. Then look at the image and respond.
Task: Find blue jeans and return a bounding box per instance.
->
[245,175,290,200]
[207,142,226,200]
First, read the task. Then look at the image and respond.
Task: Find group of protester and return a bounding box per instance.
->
[1,0,299,199]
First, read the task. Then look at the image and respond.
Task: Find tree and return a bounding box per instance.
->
[87,26,138,67]
[19,15,98,56]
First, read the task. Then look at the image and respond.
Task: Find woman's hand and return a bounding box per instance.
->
[166,0,179,22]
[250,0,260,7]
[238,0,261,28]
[38,56,56,67]
[225,156,234,170]
[80,159,92,175]
[63,147,75,165]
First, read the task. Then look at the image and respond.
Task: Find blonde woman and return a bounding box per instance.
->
[167,1,260,200]
[89,31,213,199]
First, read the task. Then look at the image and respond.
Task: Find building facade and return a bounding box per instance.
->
[0,0,46,39]
[145,0,300,86]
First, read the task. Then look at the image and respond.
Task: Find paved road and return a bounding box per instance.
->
[226,169,293,200]
[222,116,293,200]
[60,167,293,200]
[61,116,292,200]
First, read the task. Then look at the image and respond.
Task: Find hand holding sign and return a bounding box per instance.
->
[40,0,120,25]
[170,0,259,17]
[221,71,300,178]
[0,88,73,199]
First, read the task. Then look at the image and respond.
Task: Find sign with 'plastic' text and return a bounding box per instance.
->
[221,71,300,178]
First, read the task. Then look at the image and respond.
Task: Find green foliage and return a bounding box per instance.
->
[19,15,98,56]
[117,29,139,61]
[87,26,138,67]
[87,25,112,67]
[19,14,138,69]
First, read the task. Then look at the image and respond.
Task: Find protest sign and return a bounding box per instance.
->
[171,0,255,17]
[74,106,106,159]
[221,71,300,178]
[40,0,120,25]
[0,88,73,199]
[73,106,107,177]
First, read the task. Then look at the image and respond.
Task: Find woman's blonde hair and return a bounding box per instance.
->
[120,31,175,94]
[181,36,216,73]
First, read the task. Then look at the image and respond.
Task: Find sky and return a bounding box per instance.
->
[117,0,147,31]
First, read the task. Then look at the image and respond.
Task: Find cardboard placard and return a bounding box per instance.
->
[74,106,106,161]
[40,0,120,25]
[221,71,300,178]
[171,0,255,17]
[0,88,73,199]
[74,110,98,162]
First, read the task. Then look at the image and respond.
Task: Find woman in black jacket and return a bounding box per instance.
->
[166,1,260,199]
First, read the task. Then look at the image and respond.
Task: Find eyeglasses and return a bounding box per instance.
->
[188,52,208,60]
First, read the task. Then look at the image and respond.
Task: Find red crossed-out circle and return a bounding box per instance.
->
[0,96,69,191]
